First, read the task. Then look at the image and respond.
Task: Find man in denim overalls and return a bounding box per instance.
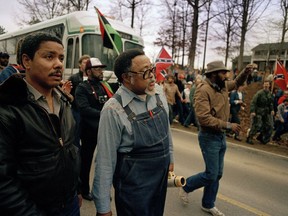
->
[92,49,174,216]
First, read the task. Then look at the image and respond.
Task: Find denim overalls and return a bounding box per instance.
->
[113,94,170,216]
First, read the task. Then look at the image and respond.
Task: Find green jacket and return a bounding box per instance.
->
[250,89,273,114]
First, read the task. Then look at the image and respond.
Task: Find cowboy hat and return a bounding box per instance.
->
[205,61,229,74]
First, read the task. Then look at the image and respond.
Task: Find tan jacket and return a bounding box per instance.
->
[194,69,250,132]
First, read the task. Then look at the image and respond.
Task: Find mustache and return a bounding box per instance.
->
[49,69,63,76]
[148,77,156,84]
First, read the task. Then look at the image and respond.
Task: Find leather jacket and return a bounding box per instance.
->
[68,71,84,110]
[0,74,80,215]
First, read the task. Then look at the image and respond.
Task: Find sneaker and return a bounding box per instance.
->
[178,187,189,204]
[201,206,225,216]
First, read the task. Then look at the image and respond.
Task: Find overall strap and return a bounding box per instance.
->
[155,94,163,107]
[113,93,136,122]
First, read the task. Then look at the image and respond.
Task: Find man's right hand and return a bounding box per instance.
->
[96,211,112,216]
[231,123,241,134]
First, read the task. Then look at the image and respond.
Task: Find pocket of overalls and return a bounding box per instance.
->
[134,111,168,147]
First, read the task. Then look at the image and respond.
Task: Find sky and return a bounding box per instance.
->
[0,0,283,70]
[0,0,167,66]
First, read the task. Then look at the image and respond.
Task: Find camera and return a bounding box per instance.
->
[98,95,108,104]
[167,172,186,187]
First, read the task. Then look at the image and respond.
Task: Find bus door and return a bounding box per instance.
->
[64,36,80,80]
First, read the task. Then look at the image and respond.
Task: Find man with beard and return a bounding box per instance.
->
[92,49,173,216]
[246,80,274,144]
[75,58,114,201]
[179,61,255,216]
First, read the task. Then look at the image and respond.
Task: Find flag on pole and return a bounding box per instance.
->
[95,7,123,55]
[155,47,174,82]
[274,60,288,91]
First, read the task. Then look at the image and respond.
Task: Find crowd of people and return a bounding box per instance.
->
[163,67,288,145]
[0,31,287,216]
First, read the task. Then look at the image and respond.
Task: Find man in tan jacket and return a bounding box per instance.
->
[179,61,255,216]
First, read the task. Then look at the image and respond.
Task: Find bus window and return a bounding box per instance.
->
[6,38,17,55]
[82,34,118,71]
[74,37,80,68]
[66,38,74,69]
[124,41,144,51]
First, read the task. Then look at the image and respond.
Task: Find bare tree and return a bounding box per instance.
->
[280,0,288,43]
[212,0,239,66]
[154,0,190,63]
[0,26,6,35]
[135,0,152,36]
[16,0,91,25]
[121,0,144,28]
[186,0,208,70]
[235,0,270,70]
[178,0,191,66]
[201,0,212,70]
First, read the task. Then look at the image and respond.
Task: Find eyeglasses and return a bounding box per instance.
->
[128,67,156,79]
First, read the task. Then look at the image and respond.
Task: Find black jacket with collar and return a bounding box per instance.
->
[75,79,112,130]
[0,74,80,215]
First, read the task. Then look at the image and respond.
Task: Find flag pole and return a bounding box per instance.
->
[271,59,278,92]
[95,7,120,56]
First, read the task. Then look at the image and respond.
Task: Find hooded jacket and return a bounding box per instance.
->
[0,74,80,215]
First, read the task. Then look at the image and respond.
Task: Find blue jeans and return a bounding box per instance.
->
[183,131,226,208]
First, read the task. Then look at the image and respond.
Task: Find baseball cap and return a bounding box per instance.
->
[85,58,106,71]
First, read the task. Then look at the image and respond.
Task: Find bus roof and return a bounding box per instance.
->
[0,10,144,45]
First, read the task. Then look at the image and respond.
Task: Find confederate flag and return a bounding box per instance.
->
[274,60,288,90]
[155,47,174,82]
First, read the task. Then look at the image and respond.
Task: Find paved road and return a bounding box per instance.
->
[80,128,288,216]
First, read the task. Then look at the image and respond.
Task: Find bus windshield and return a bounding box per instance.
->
[82,34,144,71]
[82,34,117,71]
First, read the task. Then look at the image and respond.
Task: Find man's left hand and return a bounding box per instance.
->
[169,163,174,172]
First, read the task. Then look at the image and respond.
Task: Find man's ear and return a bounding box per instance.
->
[86,69,91,76]
[22,54,31,69]
[122,73,131,83]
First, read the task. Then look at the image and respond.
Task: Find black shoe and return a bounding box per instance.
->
[234,136,242,141]
[256,134,263,142]
[82,193,93,201]
[246,137,254,145]
[272,136,281,141]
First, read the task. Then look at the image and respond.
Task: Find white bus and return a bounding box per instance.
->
[0,10,144,82]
